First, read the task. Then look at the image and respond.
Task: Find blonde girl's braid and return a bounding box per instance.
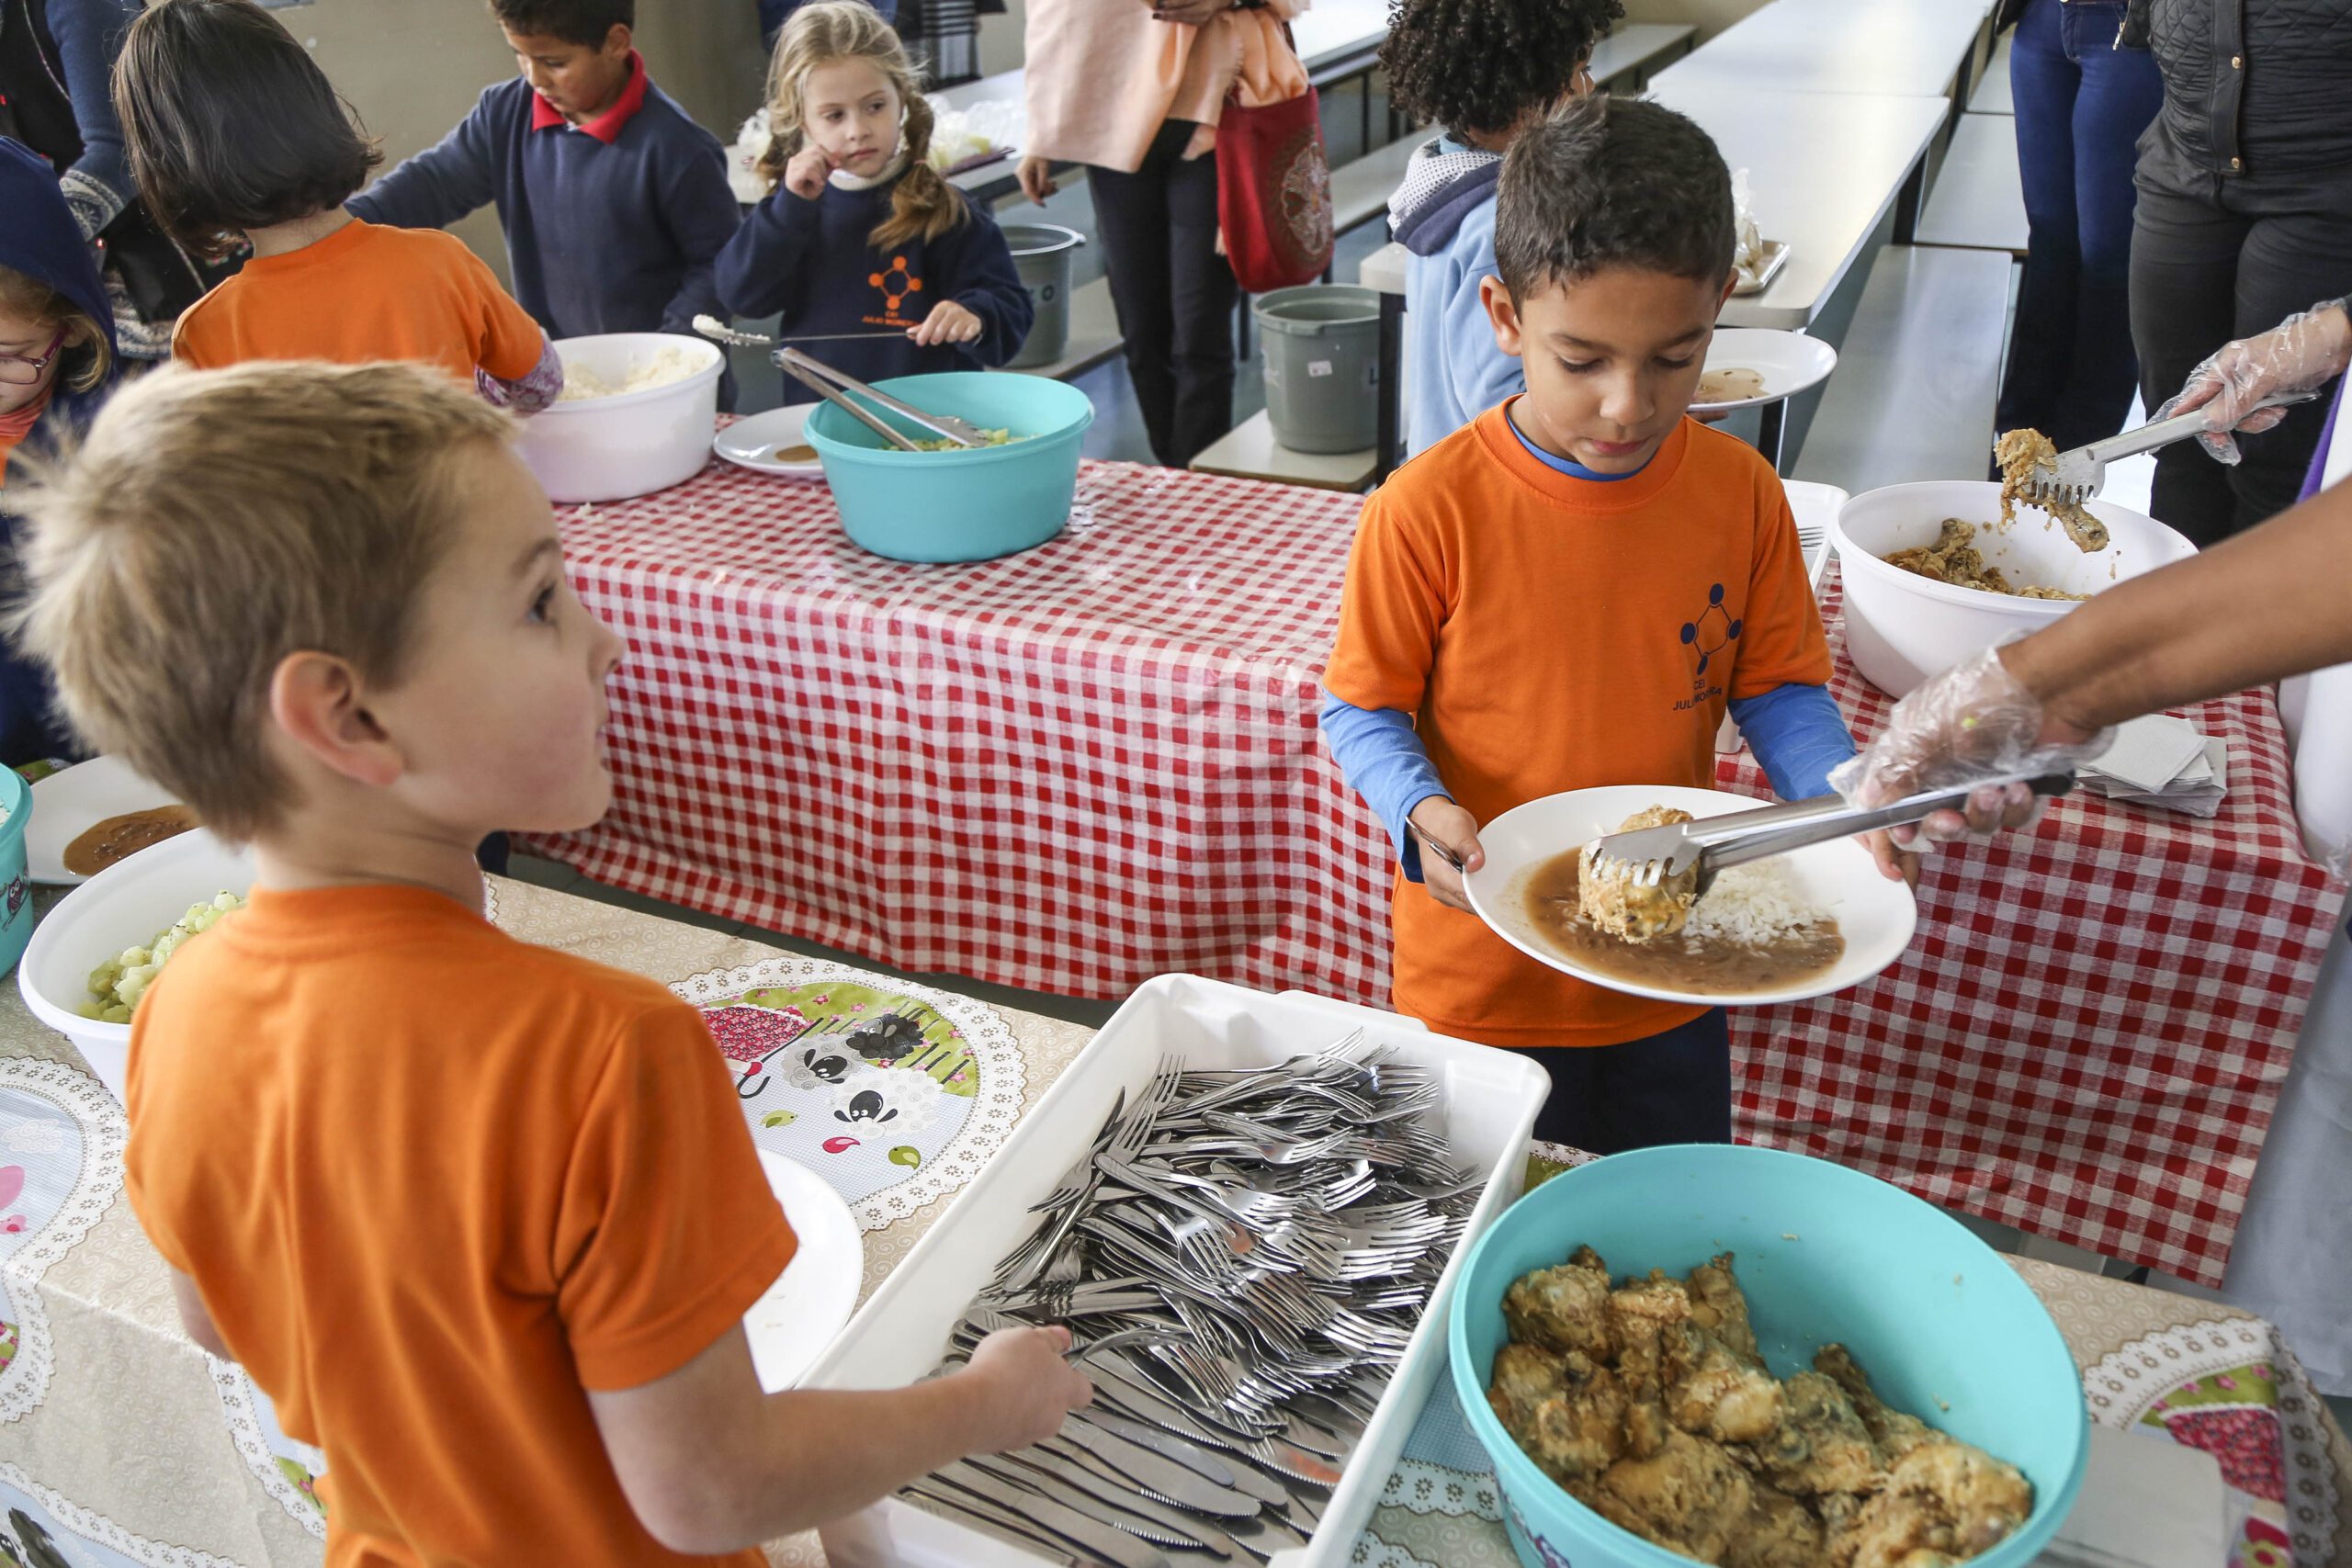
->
[753,1,967,249]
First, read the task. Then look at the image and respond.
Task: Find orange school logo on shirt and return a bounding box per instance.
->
[1676,582,1739,709]
[865,255,923,329]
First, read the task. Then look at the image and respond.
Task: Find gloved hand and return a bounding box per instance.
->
[1827,648,2114,851]
[2156,299,2352,466]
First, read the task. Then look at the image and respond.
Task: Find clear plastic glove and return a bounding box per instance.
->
[1826,648,2113,850]
[2156,299,2352,466]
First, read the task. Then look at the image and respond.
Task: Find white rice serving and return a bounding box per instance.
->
[1681,859,1826,946]
[558,345,704,402]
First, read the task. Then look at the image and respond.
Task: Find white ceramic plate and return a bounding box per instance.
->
[713,406,823,478]
[745,1149,864,1393]
[1691,328,1839,413]
[26,756,186,886]
[1463,784,1917,1008]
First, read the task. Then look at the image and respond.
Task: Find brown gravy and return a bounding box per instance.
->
[771,444,819,464]
[1697,367,1766,403]
[63,805,199,876]
[1521,850,1844,997]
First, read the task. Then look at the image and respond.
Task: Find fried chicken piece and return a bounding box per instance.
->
[1815,1345,1939,1462]
[1607,1271,1691,1402]
[1664,1321,1784,1445]
[1505,1254,1617,1359]
[1489,1341,1567,1435]
[1526,1355,1634,1486]
[1624,1398,1675,1460]
[1752,1371,1884,1497]
[1685,1253,1760,1362]
[1581,807,1702,942]
[1731,1477,1830,1568]
[1831,1438,2033,1568]
[1598,1427,1758,1564]
[1994,427,2109,552]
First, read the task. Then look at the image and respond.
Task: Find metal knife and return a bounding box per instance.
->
[1050,1425,1263,1517]
[932,1461,1173,1568]
[959,1453,1210,1553]
[1080,1410,1291,1507]
[997,1450,1241,1559]
[901,1480,1092,1564]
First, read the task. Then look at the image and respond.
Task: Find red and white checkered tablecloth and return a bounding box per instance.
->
[529,454,2346,1286]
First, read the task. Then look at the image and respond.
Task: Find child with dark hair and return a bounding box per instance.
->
[717,2,1030,400]
[347,0,741,398]
[118,0,560,411]
[1324,97,1905,1156]
[1379,0,1621,452]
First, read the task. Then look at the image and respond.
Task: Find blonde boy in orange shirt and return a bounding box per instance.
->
[10,361,1089,1566]
[1323,98,1914,1156]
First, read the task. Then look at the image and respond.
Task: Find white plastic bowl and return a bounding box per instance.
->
[1832,480,2197,698]
[513,333,724,503]
[17,829,254,1103]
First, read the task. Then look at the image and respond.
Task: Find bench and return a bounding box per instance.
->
[1791,243,2013,494]
[1589,22,1699,90]
[1189,410,1376,492]
[1915,112,2028,255]
[1968,26,2014,114]
[1009,276,1125,383]
[1329,135,1422,242]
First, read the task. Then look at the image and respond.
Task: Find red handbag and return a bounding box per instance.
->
[1217,81,1335,294]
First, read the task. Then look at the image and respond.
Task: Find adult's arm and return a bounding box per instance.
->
[1835,477,2352,805]
[45,0,144,238]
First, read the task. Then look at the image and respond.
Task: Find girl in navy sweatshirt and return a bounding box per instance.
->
[717,2,1032,399]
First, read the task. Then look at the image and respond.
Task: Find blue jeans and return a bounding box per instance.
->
[1995,0,2164,451]
[1508,1010,1733,1155]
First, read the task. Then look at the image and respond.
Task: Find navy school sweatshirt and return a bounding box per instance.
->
[715,174,1034,403]
[347,56,738,344]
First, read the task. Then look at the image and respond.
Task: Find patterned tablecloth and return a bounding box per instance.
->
[0,884,2344,1568]
[526,455,2345,1288]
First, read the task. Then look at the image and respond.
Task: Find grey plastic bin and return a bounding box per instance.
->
[1254,285,1381,454]
[1003,224,1087,370]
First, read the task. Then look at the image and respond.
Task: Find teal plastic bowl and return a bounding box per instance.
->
[804,372,1094,563]
[0,769,30,976]
[1449,1145,2088,1568]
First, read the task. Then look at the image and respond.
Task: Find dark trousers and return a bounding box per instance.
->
[1508,1010,1733,1156]
[2130,169,2352,547]
[1996,0,2163,451]
[1087,119,1239,469]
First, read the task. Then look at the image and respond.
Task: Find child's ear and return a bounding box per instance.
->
[268,651,403,791]
[1481,276,1525,360]
[604,23,632,58]
[1717,271,1737,311]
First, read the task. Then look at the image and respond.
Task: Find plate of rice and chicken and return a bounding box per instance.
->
[1464,786,1918,1008]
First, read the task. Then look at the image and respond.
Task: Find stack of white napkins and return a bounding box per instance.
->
[2079,715,2228,818]
[2042,1425,2233,1568]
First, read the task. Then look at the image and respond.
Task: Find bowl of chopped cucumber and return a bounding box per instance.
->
[17,828,252,1103]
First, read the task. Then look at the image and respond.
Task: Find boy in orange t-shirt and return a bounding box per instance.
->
[1322,97,1913,1155]
[119,0,561,411]
[10,360,1088,1566]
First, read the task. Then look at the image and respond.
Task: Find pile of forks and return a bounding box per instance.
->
[900,1034,1480,1565]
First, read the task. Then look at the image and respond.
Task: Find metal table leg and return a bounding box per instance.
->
[1374,289,1405,482]
[1758,399,1788,474]
[1894,158,1927,245]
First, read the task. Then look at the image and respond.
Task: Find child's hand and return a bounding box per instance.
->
[1408,797,1486,911]
[784,145,834,201]
[910,299,985,347]
[1863,829,1920,888]
[1017,156,1059,205]
[960,1325,1092,1451]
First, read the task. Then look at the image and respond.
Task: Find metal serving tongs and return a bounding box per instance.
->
[2018,396,2299,509]
[690,318,992,451]
[1588,773,2078,897]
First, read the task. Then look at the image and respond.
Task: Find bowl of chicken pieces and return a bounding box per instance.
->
[1448,1145,2087,1568]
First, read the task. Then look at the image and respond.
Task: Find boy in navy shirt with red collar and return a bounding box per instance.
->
[351,1,739,383]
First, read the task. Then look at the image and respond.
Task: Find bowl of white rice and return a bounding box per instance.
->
[514,332,725,503]
[1463,784,1918,1008]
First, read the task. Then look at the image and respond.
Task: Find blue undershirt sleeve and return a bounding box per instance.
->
[1728,682,1857,803]
[1318,689,1450,883]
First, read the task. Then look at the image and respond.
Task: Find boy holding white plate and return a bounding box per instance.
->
[8,360,1088,1565]
[1322,98,1910,1154]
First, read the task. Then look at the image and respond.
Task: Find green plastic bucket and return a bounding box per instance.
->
[1450,1145,2089,1568]
[1254,285,1381,454]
